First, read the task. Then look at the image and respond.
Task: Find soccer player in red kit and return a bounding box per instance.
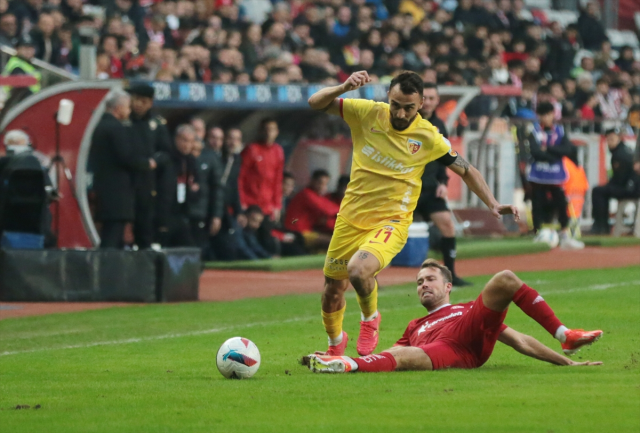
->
[305,259,602,373]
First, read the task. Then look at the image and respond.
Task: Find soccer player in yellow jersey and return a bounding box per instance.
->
[307,70,519,356]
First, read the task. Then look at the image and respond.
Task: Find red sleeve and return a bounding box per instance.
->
[394,320,415,347]
[238,145,252,209]
[273,145,284,210]
[303,190,340,217]
[499,324,507,333]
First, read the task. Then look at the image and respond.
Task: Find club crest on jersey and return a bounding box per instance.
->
[407,139,422,155]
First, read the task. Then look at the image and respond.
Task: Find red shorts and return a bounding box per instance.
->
[420,295,507,370]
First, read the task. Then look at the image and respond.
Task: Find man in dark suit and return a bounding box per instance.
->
[127,83,171,249]
[90,90,156,248]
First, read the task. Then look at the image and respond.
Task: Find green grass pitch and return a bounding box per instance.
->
[1,266,639,433]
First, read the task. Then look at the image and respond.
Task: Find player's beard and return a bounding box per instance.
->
[390,114,416,131]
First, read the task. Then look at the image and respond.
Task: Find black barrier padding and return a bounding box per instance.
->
[0,249,182,302]
[156,248,201,302]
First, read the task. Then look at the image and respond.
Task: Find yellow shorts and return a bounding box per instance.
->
[323,215,410,280]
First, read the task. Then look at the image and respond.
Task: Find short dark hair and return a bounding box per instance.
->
[337,174,350,188]
[311,169,330,180]
[596,77,609,86]
[537,85,551,95]
[283,171,295,180]
[420,259,452,284]
[536,101,555,115]
[246,205,263,216]
[389,71,423,95]
[423,82,438,93]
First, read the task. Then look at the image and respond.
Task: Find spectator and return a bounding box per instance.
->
[282,171,296,217]
[29,12,59,65]
[0,12,18,48]
[577,2,608,51]
[156,124,200,247]
[284,169,340,250]
[127,83,171,249]
[238,118,284,254]
[615,46,636,74]
[595,78,631,121]
[526,102,584,250]
[329,175,350,206]
[590,128,640,234]
[545,21,580,81]
[125,41,163,80]
[233,205,271,260]
[90,90,154,249]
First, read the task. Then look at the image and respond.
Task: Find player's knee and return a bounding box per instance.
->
[495,270,521,292]
[347,262,369,285]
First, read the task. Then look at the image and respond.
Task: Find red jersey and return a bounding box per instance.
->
[238,142,285,216]
[284,187,340,233]
[395,302,507,347]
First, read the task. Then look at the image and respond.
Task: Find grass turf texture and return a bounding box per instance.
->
[1,267,639,433]
[204,238,551,271]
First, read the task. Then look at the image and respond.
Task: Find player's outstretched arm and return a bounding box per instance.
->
[447,156,520,220]
[498,327,602,366]
[307,71,371,116]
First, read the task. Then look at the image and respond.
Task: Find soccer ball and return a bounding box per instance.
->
[534,228,559,249]
[216,337,261,379]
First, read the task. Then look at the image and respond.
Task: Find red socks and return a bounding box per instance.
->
[354,352,397,372]
[513,283,563,336]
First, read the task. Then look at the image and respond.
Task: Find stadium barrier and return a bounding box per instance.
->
[0,248,200,302]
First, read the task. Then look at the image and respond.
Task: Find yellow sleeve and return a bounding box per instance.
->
[341,98,376,127]
[428,132,456,164]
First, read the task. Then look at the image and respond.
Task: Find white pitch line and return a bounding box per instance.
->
[1,279,637,357]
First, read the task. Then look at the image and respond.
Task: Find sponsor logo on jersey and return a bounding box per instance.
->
[362,144,415,174]
[383,226,395,231]
[407,138,422,155]
[417,311,464,335]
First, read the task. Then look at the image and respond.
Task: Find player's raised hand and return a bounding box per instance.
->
[343,71,371,91]
[492,204,520,221]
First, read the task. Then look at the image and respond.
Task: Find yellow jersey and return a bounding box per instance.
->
[339,98,455,229]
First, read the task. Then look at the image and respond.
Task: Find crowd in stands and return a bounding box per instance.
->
[1,0,638,125]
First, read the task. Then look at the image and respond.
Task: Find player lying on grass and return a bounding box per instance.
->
[304,259,602,373]
[307,70,518,358]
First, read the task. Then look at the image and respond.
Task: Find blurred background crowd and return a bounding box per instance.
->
[0,0,638,120]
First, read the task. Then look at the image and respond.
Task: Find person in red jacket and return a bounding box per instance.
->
[285,169,340,249]
[238,118,285,254]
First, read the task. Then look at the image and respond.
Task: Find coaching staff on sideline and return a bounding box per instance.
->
[416,82,471,287]
[127,83,172,249]
[91,90,157,249]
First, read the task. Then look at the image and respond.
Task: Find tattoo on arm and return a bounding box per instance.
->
[452,156,470,176]
[358,252,369,260]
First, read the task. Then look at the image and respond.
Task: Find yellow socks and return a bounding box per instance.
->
[356,280,378,321]
[322,304,346,340]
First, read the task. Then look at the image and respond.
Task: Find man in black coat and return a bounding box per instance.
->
[577,2,608,51]
[590,129,640,234]
[211,127,244,260]
[90,90,156,248]
[127,83,171,249]
[189,132,225,260]
[155,124,200,247]
[416,83,471,287]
